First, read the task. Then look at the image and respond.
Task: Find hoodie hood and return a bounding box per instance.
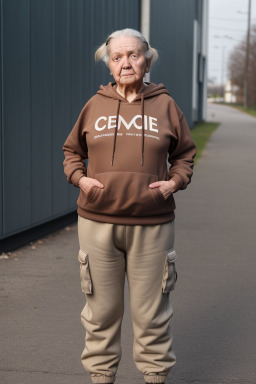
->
[97,82,170,102]
[97,82,170,165]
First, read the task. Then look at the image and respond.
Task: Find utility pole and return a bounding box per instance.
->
[221,46,226,100]
[244,0,252,109]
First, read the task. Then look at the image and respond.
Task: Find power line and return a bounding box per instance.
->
[209,26,247,32]
[211,17,256,22]
[211,17,248,22]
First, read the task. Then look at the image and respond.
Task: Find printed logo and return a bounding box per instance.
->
[95,115,158,133]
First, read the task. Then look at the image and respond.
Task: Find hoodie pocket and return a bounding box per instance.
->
[80,172,172,217]
[78,185,99,206]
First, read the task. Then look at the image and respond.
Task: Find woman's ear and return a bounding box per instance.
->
[146,58,153,73]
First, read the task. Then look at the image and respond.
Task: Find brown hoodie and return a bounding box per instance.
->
[63,82,196,225]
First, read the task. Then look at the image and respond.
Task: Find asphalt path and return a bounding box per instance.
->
[1,103,256,384]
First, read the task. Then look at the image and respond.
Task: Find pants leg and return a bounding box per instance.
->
[77,216,125,384]
[126,221,176,384]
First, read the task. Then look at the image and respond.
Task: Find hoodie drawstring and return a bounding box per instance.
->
[111,93,145,166]
[111,100,121,166]
[141,93,145,166]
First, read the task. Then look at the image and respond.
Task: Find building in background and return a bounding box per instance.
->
[224,81,238,104]
[0,0,208,249]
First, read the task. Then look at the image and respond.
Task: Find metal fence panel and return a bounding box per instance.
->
[31,0,53,224]
[2,0,31,235]
[52,0,71,216]
[69,0,84,208]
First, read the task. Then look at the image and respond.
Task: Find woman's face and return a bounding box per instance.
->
[108,36,150,88]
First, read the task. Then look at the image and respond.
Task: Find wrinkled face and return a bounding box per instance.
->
[108,36,151,88]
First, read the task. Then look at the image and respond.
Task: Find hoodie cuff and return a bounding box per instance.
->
[169,174,184,192]
[71,169,86,187]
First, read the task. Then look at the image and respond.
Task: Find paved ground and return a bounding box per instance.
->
[1,103,256,384]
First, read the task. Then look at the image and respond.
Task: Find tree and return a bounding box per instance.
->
[228,25,256,106]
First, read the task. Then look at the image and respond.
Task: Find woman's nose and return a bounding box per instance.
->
[122,57,131,68]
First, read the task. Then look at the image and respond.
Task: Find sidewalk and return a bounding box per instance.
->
[1,103,256,384]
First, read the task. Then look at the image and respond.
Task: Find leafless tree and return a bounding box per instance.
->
[228,25,256,106]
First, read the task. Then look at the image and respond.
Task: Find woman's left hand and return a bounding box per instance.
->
[149,179,177,200]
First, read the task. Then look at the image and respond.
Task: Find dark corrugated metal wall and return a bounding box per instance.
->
[150,0,201,127]
[0,0,140,239]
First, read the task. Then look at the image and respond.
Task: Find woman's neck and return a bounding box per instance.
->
[116,81,147,103]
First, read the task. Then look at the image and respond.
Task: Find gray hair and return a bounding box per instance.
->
[95,28,158,66]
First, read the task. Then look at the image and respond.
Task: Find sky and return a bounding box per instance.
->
[208,0,256,84]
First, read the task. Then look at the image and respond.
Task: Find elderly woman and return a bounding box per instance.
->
[63,28,196,384]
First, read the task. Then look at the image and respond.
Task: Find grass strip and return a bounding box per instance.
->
[231,105,256,118]
[191,122,219,164]
[214,102,256,118]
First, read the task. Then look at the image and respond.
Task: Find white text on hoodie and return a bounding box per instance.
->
[95,115,158,133]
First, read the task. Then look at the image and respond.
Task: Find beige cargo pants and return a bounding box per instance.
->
[77,216,177,384]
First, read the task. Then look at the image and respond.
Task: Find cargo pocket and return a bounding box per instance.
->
[162,249,178,293]
[78,248,93,295]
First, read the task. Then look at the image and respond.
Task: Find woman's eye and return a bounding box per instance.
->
[130,54,137,59]
[113,57,120,62]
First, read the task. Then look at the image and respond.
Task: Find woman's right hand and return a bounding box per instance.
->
[78,176,104,197]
